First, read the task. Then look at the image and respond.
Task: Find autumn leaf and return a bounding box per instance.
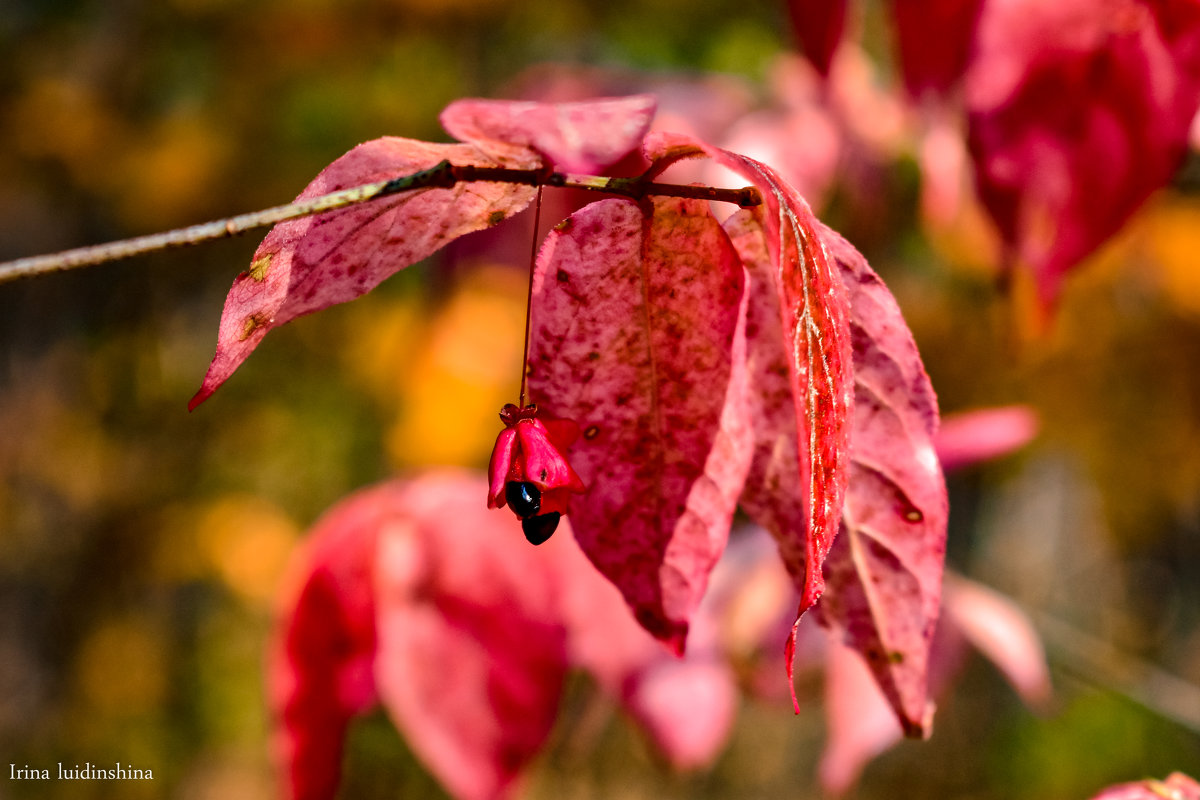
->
[814,226,946,738]
[641,131,855,701]
[269,485,380,800]
[787,0,848,77]
[271,471,740,800]
[525,194,751,652]
[965,0,1200,312]
[441,94,656,174]
[191,96,658,409]
[889,0,984,98]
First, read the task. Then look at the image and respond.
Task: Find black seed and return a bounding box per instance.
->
[522,512,560,545]
[505,481,541,519]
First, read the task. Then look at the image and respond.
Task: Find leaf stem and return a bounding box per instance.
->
[0,161,762,285]
[518,187,542,408]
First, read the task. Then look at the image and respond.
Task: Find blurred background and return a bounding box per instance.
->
[2,0,1200,797]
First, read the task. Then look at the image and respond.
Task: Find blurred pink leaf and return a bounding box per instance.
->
[273,470,740,800]
[934,405,1039,471]
[718,55,841,210]
[526,194,752,653]
[966,0,1200,311]
[372,477,571,800]
[941,574,1052,709]
[819,574,1051,795]
[816,227,947,738]
[1089,773,1200,800]
[819,641,903,796]
[440,95,656,174]
[890,0,984,98]
[269,484,382,800]
[787,0,848,77]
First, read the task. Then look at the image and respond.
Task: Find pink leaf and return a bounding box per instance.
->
[373,474,571,800]
[966,0,1200,311]
[526,195,752,653]
[934,405,1039,472]
[269,488,382,800]
[942,574,1052,709]
[440,95,657,174]
[191,137,539,409]
[815,227,947,738]
[889,0,985,98]
[650,133,855,706]
[559,524,738,770]
[787,0,848,77]
[819,641,904,796]
[1089,773,1200,800]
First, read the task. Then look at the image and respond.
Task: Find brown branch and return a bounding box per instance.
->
[0,161,762,285]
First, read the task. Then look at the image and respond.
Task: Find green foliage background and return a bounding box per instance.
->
[1,0,1199,797]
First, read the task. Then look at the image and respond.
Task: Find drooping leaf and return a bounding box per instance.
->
[440,94,657,174]
[645,132,855,701]
[815,226,947,738]
[526,195,751,653]
[190,137,538,408]
[966,0,1200,311]
[269,487,382,800]
[787,0,848,77]
[889,0,984,98]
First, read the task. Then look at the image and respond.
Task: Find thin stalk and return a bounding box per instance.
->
[0,161,761,285]
[518,187,543,408]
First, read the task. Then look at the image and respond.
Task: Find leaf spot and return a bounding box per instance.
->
[240,312,269,341]
[487,210,506,226]
[249,255,272,282]
[556,269,571,283]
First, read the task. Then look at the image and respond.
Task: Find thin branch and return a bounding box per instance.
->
[0,161,761,285]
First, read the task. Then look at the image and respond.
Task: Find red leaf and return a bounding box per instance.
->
[815,227,947,738]
[648,133,855,705]
[191,138,538,408]
[440,95,657,174]
[269,488,382,800]
[966,0,1200,311]
[889,0,984,98]
[787,0,848,77]
[526,195,752,652]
